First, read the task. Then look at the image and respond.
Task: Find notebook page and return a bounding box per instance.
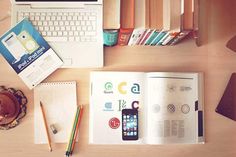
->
[34,82,77,144]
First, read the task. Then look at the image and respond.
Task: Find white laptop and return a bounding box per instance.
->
[11,0,104,68]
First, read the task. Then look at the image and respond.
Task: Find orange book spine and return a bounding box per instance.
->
[118,28,134,46]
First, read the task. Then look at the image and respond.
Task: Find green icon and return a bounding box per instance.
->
[105,82,113,91]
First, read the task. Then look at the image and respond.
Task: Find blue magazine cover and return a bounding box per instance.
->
[0,18,63,89]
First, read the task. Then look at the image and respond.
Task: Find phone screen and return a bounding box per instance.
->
[122,109,138,140]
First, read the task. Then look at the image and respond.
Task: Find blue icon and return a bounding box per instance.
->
[103,102,114,111]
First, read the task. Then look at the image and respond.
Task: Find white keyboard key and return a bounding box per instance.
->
[61,26,65,31]
[55,26,60,31]
[68,16,72,20]
[54,21,59,25]
[89,16,96,21]
[59,21,64,26]
[69,37,74,41]
[58,31,63,36]
[71,26,76,31]
[86,21,91,26]
[66,26,71,31]
[39,26,44,31]
[62,16,67,20]
[38,21,42,26]
[40,16,45,21]
[80,31,85,36]
[74,31,79,36]
[47,32,52,36]
[35,16,40,21]
[42,32,47,36]
[73,16,77,20]
[83,16,88,20]
[85,31,96,36]
[77,26,82,31]
[82,26,87,31]
[51,16,56,20]
[46,16,50,21]
[44,37,67,42]
[56,16,61,20]
[44,27,49,31]
[48,21,53,26]
[65,21,69,26]
[29,16,35,21]
[69,31,73,36]
[52,31,57,36]
[88,26,93,31]
[70,21,75,26]
[75,21,80,26]
[75,37,80,41]
[43,21,48,26]
[78,16,82,20]
[32,21,37,26]
[63,31,68,36]
[50,26,54,31]
[81,21,85,26]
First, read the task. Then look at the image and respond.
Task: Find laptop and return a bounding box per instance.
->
[11,0,104,68]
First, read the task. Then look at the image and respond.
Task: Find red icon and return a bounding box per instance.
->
[109,117,120,129]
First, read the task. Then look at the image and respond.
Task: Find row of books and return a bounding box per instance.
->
[103,0,198,46]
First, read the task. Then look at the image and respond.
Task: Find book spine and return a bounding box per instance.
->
[169,30,190,45]
[161,32,179,45]
[136,29,148,45]
[140,29,153,45]
[117,28,134,46]
[144,30,158,45]
[156,32,170,45]
[128,28,145,46]
[150,31,167,46]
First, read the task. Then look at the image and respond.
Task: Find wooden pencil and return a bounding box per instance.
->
[40,101,52,152]
[70,105,84,155]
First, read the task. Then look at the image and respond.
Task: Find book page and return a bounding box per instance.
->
[89,72,146,144]
[145,72,201,144]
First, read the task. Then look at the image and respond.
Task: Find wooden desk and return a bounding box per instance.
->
[0,0,236,156]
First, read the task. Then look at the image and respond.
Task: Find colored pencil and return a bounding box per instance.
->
[70,105,84,155]
[65,106,80,157]
[40,101,52,152]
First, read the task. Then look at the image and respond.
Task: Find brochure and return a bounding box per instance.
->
[0,19,63,89]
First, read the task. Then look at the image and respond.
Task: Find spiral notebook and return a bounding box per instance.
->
[34,81,77,144]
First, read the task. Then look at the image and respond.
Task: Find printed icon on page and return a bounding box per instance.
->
[1,32,28,64]
[104,82,113,94]
[17,30,39,54]
[103,102,114,111]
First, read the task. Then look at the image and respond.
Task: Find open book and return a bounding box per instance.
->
[89,72,204,144]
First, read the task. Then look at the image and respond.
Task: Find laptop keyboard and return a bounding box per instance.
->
[17,10,98,42]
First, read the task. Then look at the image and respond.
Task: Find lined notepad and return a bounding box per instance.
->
[34,82,77,144]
